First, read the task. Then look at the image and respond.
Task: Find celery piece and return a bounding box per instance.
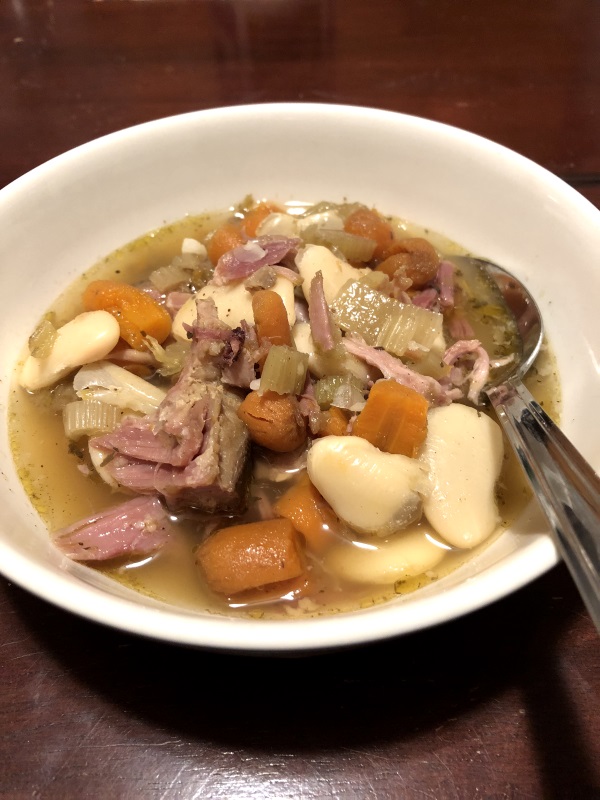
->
[259,345,309,395]
[331,281,443,357]
[63,399,122,440]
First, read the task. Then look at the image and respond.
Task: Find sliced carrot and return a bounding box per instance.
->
[242,201,283,237]
[82,280,172,351]
[343,207,394,260]
[378,237,439,288]
[237,390,307,453]
[352,379,429,458]
[274,472,339,553]
[206,222,245,265]
[319,406,349,437]
[252,289,292,348]
[195,518,304,595]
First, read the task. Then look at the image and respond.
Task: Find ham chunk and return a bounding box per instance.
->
[53,496,172,561]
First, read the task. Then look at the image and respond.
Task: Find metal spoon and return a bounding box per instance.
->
[451,256,600,632]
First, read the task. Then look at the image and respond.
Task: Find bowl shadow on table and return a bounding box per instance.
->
[10,564,598,794]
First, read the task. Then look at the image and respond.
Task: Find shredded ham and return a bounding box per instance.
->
[53,495,172,561]
[443,339,490,404]
[411,288,438,309]
[212,235,301,285]
[447,312,475,340]
[298,377,323,435]
[165,290,193,317]
[343,336,461,405]
[308,271,337,352]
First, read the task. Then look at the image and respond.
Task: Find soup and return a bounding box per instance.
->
[9,198,560,619]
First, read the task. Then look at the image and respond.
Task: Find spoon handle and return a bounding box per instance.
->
[487,379,600,632]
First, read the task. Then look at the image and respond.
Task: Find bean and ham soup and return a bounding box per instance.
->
[9,198,560,618]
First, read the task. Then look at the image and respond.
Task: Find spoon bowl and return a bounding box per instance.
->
[451,255,600,632]
[453,256,542,383]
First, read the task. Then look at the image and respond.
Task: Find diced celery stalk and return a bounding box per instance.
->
[63,399,122,440]
[331,281,443,357]
[260,345,309,395]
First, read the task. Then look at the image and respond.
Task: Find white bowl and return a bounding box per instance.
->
[1,104,599,652]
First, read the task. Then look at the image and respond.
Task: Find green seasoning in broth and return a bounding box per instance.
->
[9,198,561,619]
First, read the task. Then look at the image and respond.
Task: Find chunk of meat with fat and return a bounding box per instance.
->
[91,296,250,513]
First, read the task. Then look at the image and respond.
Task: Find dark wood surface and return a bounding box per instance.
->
[1,2,598,798]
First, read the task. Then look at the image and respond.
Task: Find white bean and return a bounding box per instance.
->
[295,244,368,304]
[419,404,504,548]
[256,212,300,237]
[307,435,429,536]
[326,530,447,586]
[20,310,120,391]
[171,275,296,340]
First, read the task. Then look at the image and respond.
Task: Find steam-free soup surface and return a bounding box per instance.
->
[9,199,560,618]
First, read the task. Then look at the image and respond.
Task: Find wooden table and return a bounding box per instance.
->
[1,2,598,797]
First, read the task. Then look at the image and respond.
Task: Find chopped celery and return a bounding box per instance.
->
[332,281,442,357]
[314,374,366,410]
[259,345,309,395]
[63,399,122,440]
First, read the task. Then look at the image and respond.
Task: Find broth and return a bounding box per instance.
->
[9,200,561,619]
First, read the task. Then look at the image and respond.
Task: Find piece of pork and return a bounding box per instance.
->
[212,235,302,285]
[308,270,338,352]
[343,335,461,405]
[91,296,250,513]
[443,339,490,404]
[53,495,173,562]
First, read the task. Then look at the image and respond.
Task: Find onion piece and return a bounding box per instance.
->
[144,336,190,377]
[314,374,366,411]
[28,317,58,359]
[73,361,166,415]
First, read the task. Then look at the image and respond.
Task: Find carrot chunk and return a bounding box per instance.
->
[274,472,339,553]
[82,280,171,351]
[378,237,439,288]
[196,519,304,595]
[237,390,307,453]
[319,406,349,437]
[352,379,429,458]
[206,223,245,265]
[344,207,394,260]
[242,201,283,237]
[252,289,292,348]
